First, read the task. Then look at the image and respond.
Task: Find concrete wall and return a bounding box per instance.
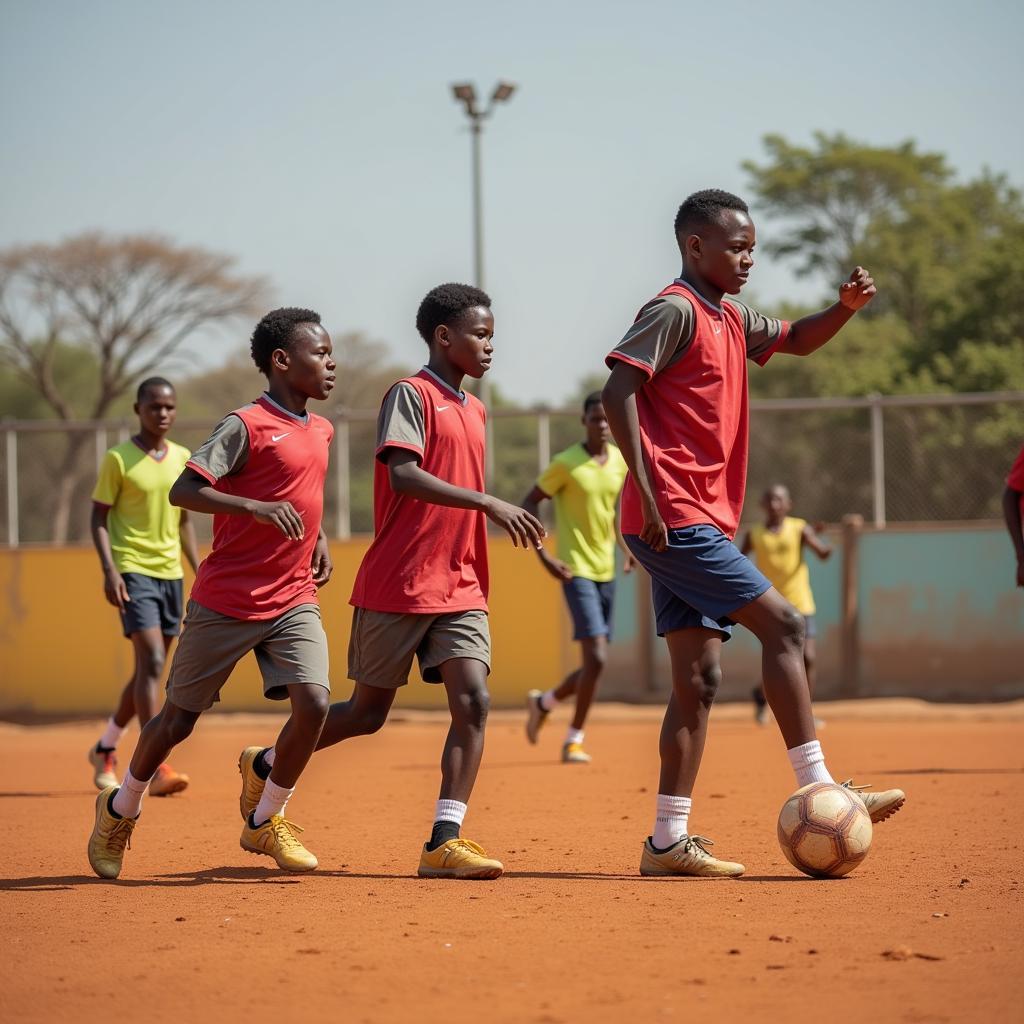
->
[1,523,1021,717]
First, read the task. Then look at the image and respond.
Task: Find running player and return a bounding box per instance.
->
[603,189,905,877]
[1003,443,1024,588]
[88,377,198,797]
[88,307,336,879]
[740,484,831,725]
[522,392,631,763]
[238,283,545,880]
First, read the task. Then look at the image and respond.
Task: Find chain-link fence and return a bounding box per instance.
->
[2,391,1022,546]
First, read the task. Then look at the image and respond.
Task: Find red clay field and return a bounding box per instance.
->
[2,700,1022,1023]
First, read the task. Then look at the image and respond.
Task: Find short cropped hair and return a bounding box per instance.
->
[415,283,491,344]
[674,189,749,238]
[583,391,604,413]
[136,377,174,402]
[250,307,322,375]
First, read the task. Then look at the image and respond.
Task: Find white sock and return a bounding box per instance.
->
[539,689,561,711]
[565,727,584,746]
[434,799,467,826]
[252,778,295,826]
[111,769,150,818]
[98,717,125,750]
[787,740,835,787]
[263,746,276,769]
[652,794,692,850]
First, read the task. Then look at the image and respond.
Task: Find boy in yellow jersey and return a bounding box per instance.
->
[89,378,199,795]
[740,484,831,724]
[522,393,631,762]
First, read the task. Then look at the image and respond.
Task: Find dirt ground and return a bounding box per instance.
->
[2,700,1022,1024]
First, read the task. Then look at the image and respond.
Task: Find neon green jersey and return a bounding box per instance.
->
[537,443,628,582]
[91,439,191,579]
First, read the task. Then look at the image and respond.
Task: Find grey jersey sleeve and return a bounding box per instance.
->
[606,295,696,378]
[187,414,249,481]
[726,298,790,365]
[375,382,426,461]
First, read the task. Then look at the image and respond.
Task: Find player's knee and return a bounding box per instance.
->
[455,681,490,731]
[694,662,722,707]
[586,641,609,671]
[777,606,806,651]
[355,703,389,735]
[161,705,199,745]
[140,647,165,679]
[293,685,330,726]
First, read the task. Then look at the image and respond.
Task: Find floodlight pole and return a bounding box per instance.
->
[451,81,516,488]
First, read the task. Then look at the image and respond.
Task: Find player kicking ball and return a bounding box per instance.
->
[603,190,905,878]
[88,308,337,879]
[239,284,545,879]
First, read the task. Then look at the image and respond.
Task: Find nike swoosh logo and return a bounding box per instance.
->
[436,405,449,412]
[271,432,291,442]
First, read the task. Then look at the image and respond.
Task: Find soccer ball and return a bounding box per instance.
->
[777,782,873,878]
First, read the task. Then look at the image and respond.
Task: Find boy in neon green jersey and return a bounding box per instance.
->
[89,377,199,796]
[522,393,632,763]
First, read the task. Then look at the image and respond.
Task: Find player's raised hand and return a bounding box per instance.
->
[484,497,546,549]
[839,266,876,311]
[252,499,305,540]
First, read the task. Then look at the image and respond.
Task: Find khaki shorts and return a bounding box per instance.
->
[348,607,490,688]
[166,600,330,712]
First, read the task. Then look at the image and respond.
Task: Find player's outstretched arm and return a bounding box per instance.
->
[603,364,667,552]
[1002,486,1024,587]
[387,449,545,550]
[779,267,877,357]
[169,468,305,541]
[520,485,571,579]
[802,522,833,560]
[90,502,129,611]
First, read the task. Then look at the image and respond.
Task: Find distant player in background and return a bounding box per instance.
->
[741,484,831,725]
[89,377,198,797]
[522,392,631,763]
[1003,443,1024,588]
[238,284,545,880]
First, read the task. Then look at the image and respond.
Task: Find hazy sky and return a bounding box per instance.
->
[2,0,1021,406]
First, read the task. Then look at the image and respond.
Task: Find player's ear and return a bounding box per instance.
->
[132,401,140,416]
[271,347,290,371]
[685,233,703,261]
[434,324,450,350]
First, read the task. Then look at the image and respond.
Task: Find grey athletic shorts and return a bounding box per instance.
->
[348,607,490,688]
[165,600,330,712]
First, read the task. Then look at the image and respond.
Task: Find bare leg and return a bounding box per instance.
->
[803,635,817,702]
[730,588,814,749]
[313,683,396,750]
[127,700,202,781]
[552,668,581,701]
[657,628,722,796]
[129,629,175,726]
[268,684,330,788]
[438,659,490,803]
[569,634,608,731]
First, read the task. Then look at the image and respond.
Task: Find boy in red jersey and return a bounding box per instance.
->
[1003,443,1024,588]
[603,190,905,877]
[88,308,337,879]
[239,283,545,879]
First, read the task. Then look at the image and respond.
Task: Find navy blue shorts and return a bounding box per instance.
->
[119,573,184,638]
[562,577,615,641]
[625,526,771,640]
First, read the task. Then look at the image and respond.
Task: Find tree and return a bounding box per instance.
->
[0,233,266,541]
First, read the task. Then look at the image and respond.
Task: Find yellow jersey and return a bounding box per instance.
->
[748,517,815,614]
[91,439,191,579]
[537,443,628,582]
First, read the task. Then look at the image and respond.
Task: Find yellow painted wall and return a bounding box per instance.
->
[0,541,573,716]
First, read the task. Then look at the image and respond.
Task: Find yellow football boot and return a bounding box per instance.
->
[240,814,318,872]
[88,786,138,880]
[237,747,268,820]
[561,741,592,764]
[417,838,504,879]
[640,834,745,878]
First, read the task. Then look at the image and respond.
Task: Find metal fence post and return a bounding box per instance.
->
[869,394,886,528]
[5,427,17,548]
[536,411,551,473]
[334,418,351,540]
[839,513,864,699]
